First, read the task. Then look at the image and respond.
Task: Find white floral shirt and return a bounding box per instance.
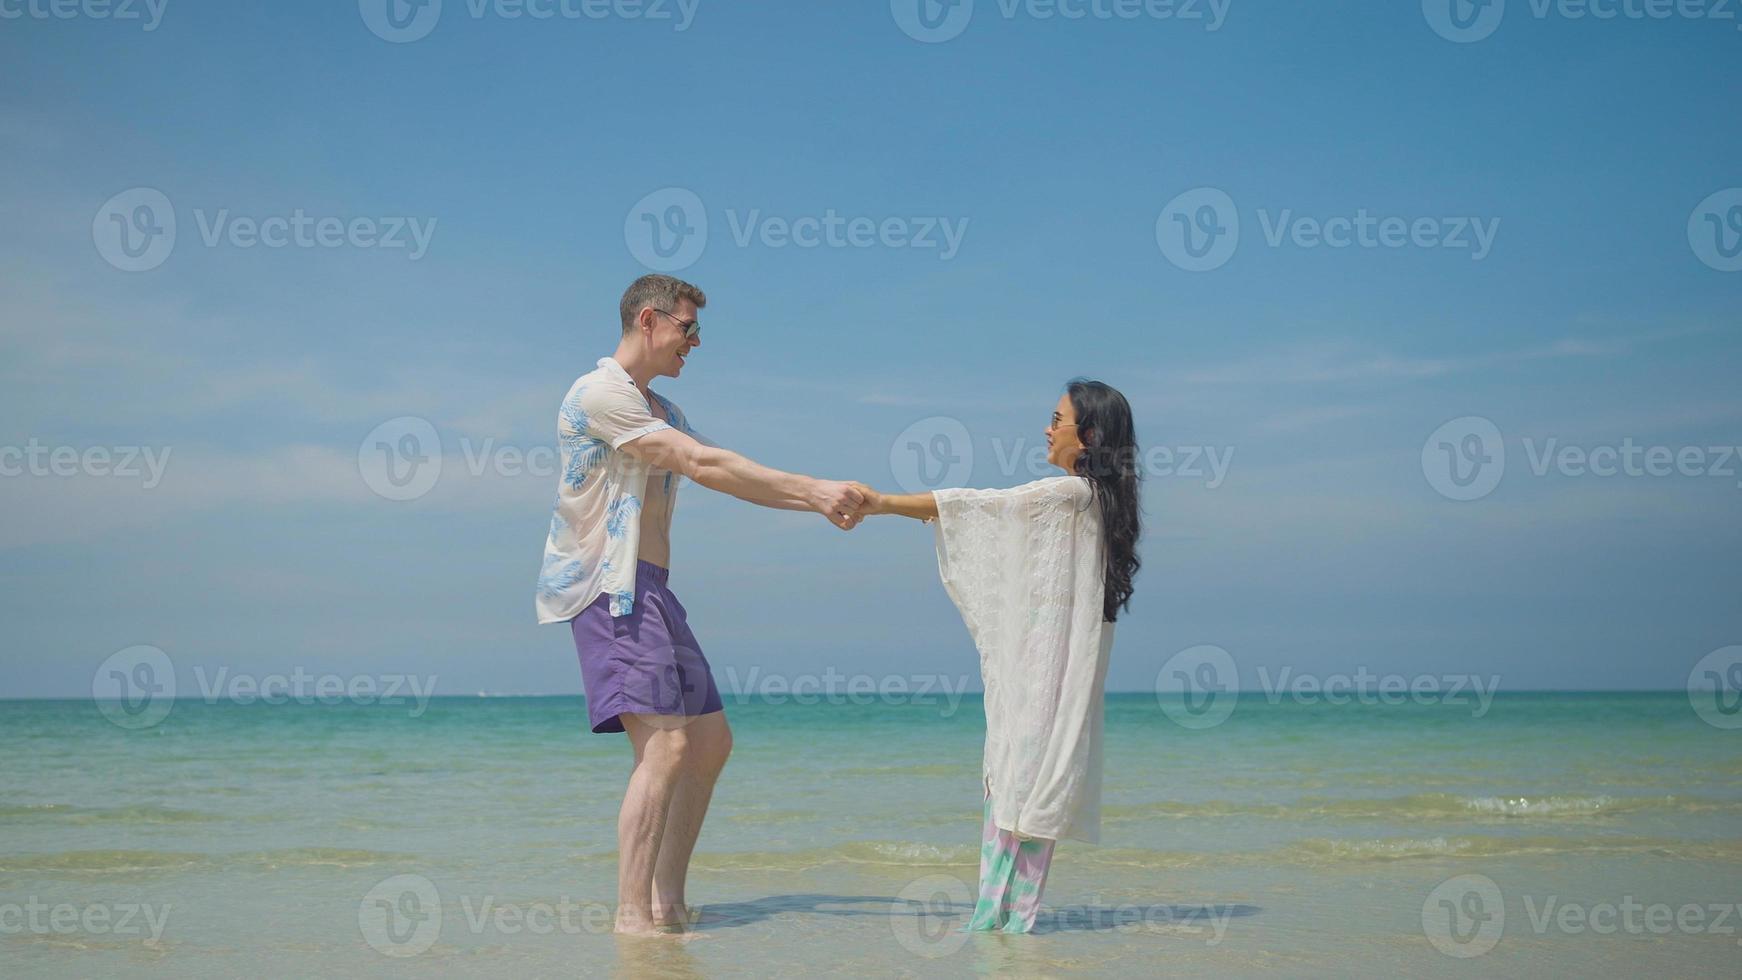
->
[535,357,701,623]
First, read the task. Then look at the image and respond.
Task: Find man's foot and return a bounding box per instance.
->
[614,917,708,940]
[651,903,701,927]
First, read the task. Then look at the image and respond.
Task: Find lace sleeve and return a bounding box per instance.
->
[931,477,1089,654]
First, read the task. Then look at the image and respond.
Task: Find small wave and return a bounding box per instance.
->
[0,847,415,876]
[0,803,222,826]
[691,840,978,872]
[1288,836,1477,861]
[834,764,972,777]
[1461,795,1618,817]
[243,847,412,870]
[1103,793,1738,823]
[1283,834,1742,864]
[571,831,1742,877]
[0,850,211,874]
[722,809,826,825]
[1085,834,1742,870]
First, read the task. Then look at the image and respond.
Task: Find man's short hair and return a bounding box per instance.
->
[619,274,707,335]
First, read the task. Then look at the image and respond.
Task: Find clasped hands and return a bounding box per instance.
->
[811,480,885,531]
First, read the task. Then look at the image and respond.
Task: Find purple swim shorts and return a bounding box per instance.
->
[569,560,724,734]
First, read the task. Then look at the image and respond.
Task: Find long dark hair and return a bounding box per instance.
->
[1066,379,1142,622]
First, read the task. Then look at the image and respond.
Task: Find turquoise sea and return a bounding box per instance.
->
[3,692,1740,977]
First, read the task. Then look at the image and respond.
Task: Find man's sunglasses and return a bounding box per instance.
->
[653,308,701,341]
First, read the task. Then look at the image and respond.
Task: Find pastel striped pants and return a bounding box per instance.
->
[966,794,1056,933]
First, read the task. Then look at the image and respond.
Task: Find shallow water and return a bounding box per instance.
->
[3,693,1739,977]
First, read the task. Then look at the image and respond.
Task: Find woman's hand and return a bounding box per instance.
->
[853,486,939,522]
[850,482,883,517]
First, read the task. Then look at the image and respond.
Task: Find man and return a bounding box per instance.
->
[536,273,866,935]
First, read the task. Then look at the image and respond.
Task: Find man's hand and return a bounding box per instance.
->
[809,480,866,530]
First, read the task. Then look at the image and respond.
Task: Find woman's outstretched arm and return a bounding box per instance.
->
[853,484,938,522]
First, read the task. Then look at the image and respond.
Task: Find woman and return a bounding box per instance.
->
[857,379,1142,934]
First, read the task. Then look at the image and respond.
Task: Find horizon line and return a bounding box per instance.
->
[6,688,1692,703]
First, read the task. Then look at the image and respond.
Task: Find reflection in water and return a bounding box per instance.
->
[613,930,704,980]
[620,893,1262,977]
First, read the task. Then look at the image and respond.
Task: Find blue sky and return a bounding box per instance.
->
[2,0,1738,698]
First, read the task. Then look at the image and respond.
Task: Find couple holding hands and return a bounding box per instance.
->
[535,274,1142,936]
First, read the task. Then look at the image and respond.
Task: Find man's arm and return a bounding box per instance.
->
[623,428,865,529]
[738,496,814,512]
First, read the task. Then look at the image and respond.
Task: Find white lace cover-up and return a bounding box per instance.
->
[932,475,1114,844]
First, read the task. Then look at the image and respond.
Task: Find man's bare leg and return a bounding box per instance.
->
[651,710,731,925]
[616,713,694,935]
